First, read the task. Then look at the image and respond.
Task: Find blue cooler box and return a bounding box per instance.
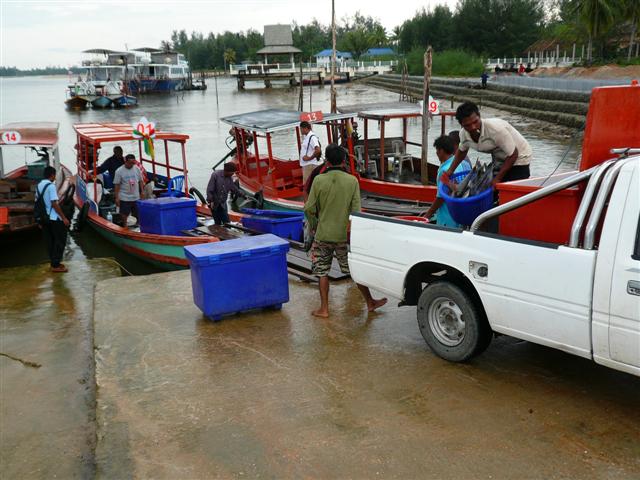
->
[184,234,290,320]
[137,197,197,235]
[240,208,304,241]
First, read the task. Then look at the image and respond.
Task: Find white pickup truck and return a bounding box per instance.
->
[349,155,640,377]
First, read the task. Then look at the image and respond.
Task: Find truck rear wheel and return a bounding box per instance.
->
[417,281,491,362]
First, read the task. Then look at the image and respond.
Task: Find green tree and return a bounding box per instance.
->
[623,0,640,60]
[223,49,236,71]
[571,0,616,62]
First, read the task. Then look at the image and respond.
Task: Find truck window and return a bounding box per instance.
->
[634,214,640,261]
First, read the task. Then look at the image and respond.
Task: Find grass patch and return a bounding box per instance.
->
[406,49,485,77]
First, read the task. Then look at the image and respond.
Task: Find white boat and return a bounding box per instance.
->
[130,48,190,93]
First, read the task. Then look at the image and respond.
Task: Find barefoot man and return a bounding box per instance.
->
[304,144,387,318]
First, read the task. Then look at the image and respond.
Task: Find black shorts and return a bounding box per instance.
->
[119,200,139,217]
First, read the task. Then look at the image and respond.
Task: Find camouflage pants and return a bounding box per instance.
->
[311,241,350,277]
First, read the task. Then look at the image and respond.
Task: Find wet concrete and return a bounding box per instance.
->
[0,260,121,479]
[94,271,640,479]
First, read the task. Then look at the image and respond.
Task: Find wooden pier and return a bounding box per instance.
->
[230,61,396,89]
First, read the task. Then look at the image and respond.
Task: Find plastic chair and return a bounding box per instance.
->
[354,145,378,177]
[392,140,406,159]
[397,154,414,175]
[160,175,185,197]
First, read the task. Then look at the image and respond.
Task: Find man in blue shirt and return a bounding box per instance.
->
[421,135,471,227]
[36,166,70,272]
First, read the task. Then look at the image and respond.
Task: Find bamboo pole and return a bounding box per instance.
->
[421,46,432,186]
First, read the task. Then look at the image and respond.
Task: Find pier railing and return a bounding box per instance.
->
[229,61,396,76]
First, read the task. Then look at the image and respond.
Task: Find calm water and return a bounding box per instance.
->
[0,75,581,273]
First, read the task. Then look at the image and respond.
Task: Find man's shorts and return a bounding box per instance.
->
[311,241,350,277]
[119,200,139,218]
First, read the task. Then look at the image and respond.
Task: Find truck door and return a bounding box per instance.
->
[608,170,640,369]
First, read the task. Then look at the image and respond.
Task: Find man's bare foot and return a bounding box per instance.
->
[312,309,329,318]
[367,298,388,312]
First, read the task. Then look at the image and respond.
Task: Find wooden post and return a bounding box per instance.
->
[253,132,261,182]
[364,119,369,167]
[266,133,274,179]
[181,142,188,194]
[421,46,432,185]
[298,62,303,111]
[330,0,337,114]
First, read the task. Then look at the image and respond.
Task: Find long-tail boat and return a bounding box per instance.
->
[0,122,73,239]
[220,102,453,215]
[72,123,219,270]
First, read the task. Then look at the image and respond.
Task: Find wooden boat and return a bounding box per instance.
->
[220,103,452,215]
[73,123,219,270]
[0,122,74,238]
[112,94,137,107]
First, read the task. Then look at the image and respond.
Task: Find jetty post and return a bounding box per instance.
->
[421,46,432,185]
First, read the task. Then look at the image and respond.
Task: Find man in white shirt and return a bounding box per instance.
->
[444,101,532,186]
[299,121,322,184]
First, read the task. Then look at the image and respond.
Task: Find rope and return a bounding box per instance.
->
[99,257,134,276]
[540,129,582,187]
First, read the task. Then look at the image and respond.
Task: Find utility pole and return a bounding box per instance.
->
[421,46,432,186]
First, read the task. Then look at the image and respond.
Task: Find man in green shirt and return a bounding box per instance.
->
[304,144,387,318]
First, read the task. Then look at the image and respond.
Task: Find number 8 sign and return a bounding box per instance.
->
[2,131,22,145]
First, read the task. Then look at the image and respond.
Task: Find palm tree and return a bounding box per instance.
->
[223,49,236,72]
[624,0,640,60]
[572,0,615,63]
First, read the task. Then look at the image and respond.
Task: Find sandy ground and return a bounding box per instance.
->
[529,65,640,79]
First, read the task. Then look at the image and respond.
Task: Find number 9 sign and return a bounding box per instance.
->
[428,95,440,115]
[2,131,22,145]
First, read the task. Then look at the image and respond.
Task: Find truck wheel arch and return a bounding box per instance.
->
[403,262,488,321]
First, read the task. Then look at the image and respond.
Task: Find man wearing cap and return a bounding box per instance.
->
[206,163,247,225]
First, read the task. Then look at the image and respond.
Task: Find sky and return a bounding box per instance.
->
[1,0,458,69]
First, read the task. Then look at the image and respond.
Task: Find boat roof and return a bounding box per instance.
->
[82,48,120,54]
[0,122,59,147]
[73,123,189,144]
[338,101,422,120]
[221,109,354,134]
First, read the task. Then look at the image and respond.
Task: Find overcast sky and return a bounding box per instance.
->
[1,0,458,69]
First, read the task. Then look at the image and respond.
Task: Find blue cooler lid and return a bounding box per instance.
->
[184,234,290,266]
[137,197,196,209]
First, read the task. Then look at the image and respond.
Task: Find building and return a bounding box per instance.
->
[314,49,353,66]
[256,25,302,65]
[365,48,395,57]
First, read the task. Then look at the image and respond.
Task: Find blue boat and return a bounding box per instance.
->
[113,95,137,107]
[91,95,113,108]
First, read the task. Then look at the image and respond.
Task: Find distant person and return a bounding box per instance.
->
[420,135,471,228]
[481,71,489,88]
[36,166,70,272]
[96,145,125,181]
[518,63,526,76]
[304,144,387,318]
[114,154,145,227]
[443,101,532,187]
[206,163,247,225]
[299,121,322,184]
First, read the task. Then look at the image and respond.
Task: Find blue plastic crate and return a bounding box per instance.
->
[184,234,290,321]
[240,209,303,241]
[137,197,197,235]
[438,171,494,226]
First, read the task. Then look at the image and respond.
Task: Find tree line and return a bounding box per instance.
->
[0,66,84,77]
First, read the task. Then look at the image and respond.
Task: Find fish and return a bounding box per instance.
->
[452,160,494,198]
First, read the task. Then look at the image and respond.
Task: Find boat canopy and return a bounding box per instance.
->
[73,123,189,144]
[221,109,354,134]
[338,101,423,121]
[82,48,119,55]
[0,122,59,147]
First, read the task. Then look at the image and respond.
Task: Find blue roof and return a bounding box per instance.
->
[366,48,394,56]
[315,49,353,58]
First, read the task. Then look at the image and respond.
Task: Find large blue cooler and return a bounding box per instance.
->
[137,197,197,235]
[184,234,290,321]
[240,208,304,241]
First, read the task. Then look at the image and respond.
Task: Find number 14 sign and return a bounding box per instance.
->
[1,131,22,145]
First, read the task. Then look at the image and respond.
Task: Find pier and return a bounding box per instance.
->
[230,61,396,89]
